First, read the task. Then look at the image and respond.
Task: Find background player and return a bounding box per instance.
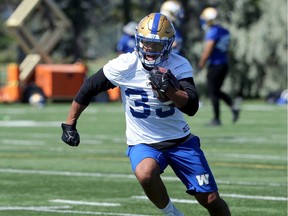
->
[108,21,138,101]
[116,21,137,54]
[198,7,240,126]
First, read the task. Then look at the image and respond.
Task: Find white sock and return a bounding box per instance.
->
[161,200,174,214]
[160,200,184,216]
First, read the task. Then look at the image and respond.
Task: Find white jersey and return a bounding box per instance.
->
[103,52,194,145]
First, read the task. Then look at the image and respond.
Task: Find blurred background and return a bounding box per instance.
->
[0,0,287,105]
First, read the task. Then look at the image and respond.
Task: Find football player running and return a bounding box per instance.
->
[61,13,231,216]
[198,7,240,126]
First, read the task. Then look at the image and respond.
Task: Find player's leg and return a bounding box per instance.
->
[207,65,221,125]
[216,64,233,107]
[135,157,169,208]
[126,144,183,215]
[167,135,231,215]
[194,192,231,216]
[216,64,240,123]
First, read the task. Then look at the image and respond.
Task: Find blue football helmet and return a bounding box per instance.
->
[135,13,175,68]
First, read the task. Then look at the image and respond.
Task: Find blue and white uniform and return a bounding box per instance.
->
[205,24,230,65]
[116,34,135,54]
[102,51,218,195]
[64,12,224,204]
[172,28,183,55]
[103,52,192,145]
[204,24,234,123]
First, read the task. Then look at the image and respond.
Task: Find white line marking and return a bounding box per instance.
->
[0,168,285,188]
[0,205,70,210]
[133,192,288,202]
[1,139,45,145]
[216,179,284,187]
[0,206,149,216]
[170,198,198,204]
[0,168,136,179]
[219,153,286,161]
[0,120,60,127]
[243,105,286,111]
[221,193,288,201]
[132,196,198,204]
[50,199,121,206]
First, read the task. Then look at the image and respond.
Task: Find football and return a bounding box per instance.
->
[150,67,180,106]
[151,87,173,105]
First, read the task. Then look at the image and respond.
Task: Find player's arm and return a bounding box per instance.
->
[148,67,199,116]
[67,68,116,123]
[166,77,199,116]
[61,69,116,146]
[198,40,215,69]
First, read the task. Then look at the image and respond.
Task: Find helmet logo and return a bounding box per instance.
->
[135,13,175,68]
[151,13,161,34]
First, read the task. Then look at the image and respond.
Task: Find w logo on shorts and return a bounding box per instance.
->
[196,174,209,186]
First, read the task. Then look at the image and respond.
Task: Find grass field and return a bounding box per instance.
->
[0,100,287,216]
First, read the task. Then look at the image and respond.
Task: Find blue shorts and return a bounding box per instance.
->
[126,135,218,195]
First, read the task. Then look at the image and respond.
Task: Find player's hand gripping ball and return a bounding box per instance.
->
[148,67,180,105]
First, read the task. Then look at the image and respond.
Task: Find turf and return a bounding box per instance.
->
[0,100,287,216]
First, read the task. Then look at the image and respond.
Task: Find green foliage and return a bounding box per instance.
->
[0,0,286,98]
[226,0,287,98]
[189,0,287,98]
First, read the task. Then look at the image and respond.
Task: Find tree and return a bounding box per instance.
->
[188,0,287,98]
[227,0,287,98]
[1,0,286,99]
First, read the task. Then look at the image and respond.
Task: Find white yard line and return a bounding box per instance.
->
[132,196,199,204]
[50,199,121,206]
[0,139,45,145]
[207,153,286,161]
[0,120,60,127]
[243,105,286,111]
[0,206,70,210]
[132,193,288,202]
[226,153,286,161]
[0,166,286,216]
[0,168,136,179]
[0,168,286,189]
[220,193,288,201]
[0,206,149,216]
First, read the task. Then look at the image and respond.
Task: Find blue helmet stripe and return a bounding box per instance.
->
[151,13,161,34]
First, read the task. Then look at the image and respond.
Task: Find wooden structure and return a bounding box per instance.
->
[0,0,87,103]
